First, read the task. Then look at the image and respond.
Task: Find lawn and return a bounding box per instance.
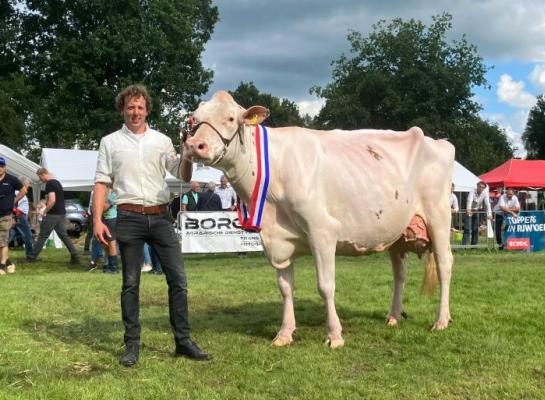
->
[1,248,545,399]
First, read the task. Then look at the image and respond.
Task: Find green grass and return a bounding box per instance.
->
[1,248,545,399]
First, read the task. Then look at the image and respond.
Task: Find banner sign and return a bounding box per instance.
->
[179,211,264,253]
[503,211,545,252]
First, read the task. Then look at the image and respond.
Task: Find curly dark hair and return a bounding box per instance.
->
[115,84,152,113]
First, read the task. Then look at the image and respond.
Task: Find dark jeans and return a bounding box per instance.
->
[116,210,189,346]
[84,216,93,251]
[8,214,34,256]
[462,213,480,246]
[32,214,79,258]
[495,214,504,246]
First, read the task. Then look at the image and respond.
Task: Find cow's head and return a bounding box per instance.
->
[183,91,269,165]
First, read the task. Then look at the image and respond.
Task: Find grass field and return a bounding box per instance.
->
[1,247,545,399]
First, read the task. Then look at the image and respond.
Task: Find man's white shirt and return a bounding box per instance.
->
[467,189,492,216]
[214,186,236,209]
[493,194,520,215]
[94,124,182,206]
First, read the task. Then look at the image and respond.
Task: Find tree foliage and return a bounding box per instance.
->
[229,82,305,127]
[522,95,545,159]
[2,0,218,155]
[312,13,513,173]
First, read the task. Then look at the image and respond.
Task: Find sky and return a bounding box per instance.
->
[202,0,545,158]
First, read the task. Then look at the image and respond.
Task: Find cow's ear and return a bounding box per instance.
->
[241,105,270,125]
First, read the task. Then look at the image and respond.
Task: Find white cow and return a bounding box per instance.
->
[184,91,454,348]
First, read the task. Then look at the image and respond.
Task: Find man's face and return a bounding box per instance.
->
[506,189,514,199]
[220,176,227,188]
[477,184,486,194]
[123,96,148,134]
[38,174,46,183]
[0,164,5,177]
[191,182,201,192]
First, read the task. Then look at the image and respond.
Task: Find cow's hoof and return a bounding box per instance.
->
[325,336,344,349]
[386,316,399,327]
[271,335,293,347]
[430,317,452,331]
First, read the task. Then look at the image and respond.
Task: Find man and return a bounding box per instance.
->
[462,181,492,246]
[0,156,28,275]
[198,182,222,211]
[93,84,210,367]
[449,183,459,214]
[181,181,201,212]
[493,188,520,250]
[215,175,237,211]
[8,184,34,259]
[28,168,80,264]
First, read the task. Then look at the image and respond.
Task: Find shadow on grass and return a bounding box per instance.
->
[20,299,384,356]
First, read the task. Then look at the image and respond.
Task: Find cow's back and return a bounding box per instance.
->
[267,126,454,254]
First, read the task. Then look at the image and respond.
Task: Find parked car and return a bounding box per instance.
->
[65,200,89,238]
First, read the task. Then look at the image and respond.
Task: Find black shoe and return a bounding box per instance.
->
[70,256,81,265]
[120,344,139,367]
[149,269,163,275]
[87,261,98,272]
[175,339,212,361]
[26,256,37,263]
[103,268,118,274]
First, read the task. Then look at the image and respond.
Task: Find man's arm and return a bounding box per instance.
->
[43,192,56,216]
[13,180,29,205]
[93,182,111,244]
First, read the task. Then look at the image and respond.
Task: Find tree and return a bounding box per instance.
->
[522,95,545,159]
[8,0,218,152]
[311,13,513,173]
[230,82,305,127]
[0,1,32,152]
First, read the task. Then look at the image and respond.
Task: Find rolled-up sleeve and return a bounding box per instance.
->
[165,139,182,179]
[94,137,113,184]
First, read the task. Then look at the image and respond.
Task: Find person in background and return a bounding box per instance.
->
[462,181,492,246]
[142,242,162,275]
[8,184,34,259]
[197,181,222,211]
[449,183,459,214]
[93,84,210,367]
[0,156,29,275]
[181,181,200,212]
[28,168,81,265]
[215,175,237,211]
[493,188,520,250]
[84,191,95,253]
[101,189,119,273]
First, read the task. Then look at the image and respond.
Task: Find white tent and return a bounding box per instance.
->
[0,144,42,204]
[453,160,479,192]
[40,148,223,193]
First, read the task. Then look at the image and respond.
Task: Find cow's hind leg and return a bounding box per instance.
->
[386,247,406,327]
[271,265,296,347]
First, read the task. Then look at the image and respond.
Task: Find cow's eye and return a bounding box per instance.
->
[228,117,234,122]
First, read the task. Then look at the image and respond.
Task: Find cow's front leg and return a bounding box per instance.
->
[271,265,296,347]
[311,234,343,348]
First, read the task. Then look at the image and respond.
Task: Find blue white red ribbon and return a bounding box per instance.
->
[237,124,270,232]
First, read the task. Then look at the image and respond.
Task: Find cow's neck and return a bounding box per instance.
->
[218,124,272,205]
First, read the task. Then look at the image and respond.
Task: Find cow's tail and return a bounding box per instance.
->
[420,251,438,297]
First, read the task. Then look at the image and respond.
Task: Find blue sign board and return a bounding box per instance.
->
[503,211,545,252]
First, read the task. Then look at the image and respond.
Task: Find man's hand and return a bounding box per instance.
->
[466,210,473,217]
[94,219,112,245]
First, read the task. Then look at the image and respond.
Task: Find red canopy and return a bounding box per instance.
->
[479,159,545,189]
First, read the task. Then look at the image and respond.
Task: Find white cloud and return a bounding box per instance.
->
[483,110,528,158]
[297,99,325,117]
[496,74,536,109]
[529,64,545,91]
